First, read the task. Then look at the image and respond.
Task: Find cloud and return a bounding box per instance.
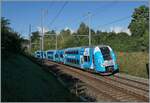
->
[110,26,131,35]
[37,26,49,35]
[56,30,60,34]
[64,27,74,33]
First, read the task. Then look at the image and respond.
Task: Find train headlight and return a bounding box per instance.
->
[103,60,114,67]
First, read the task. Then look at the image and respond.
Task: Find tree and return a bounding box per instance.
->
[128,5,149,51]
[31,31,41,41]
[1,17,24,56]
[77,22,89,35]
[128,5,149,37]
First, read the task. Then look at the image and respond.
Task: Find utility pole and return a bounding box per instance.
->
[29,24,31,54]
[41,9,44,52]
[55,28,58,50]
[55,27,58,50]
[88,12,91,46]
[40,9,48,60]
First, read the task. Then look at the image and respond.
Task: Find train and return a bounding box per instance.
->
[34,45,119,76]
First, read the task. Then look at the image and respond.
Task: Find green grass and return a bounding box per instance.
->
[1,54,81,102]
[116,52,149,78]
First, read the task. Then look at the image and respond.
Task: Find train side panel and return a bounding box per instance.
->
[46,50,56,61]
[64,47,82,68]
[59,50,65,63]
[80,47,94,70]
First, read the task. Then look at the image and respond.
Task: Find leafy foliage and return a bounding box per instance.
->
[1,17,24,57]
[29,5,149,53]
[128,5,149,37]
[128,5,149,51]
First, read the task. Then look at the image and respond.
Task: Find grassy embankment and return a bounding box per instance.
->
[116,52,149,78]
[1,54,81,102]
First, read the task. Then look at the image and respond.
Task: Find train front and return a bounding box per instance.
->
[93,45,119,75]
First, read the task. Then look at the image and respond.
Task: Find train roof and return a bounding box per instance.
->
[65,45,110,49]
[36,45,111,52]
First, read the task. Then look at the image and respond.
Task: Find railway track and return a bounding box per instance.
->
[108,73,149,92]
[43,60,149,102]
[114,73,149,91]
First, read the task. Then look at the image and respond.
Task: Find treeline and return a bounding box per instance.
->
[31,5,149,52]
[1,5,148,56]
[1,17,26,58]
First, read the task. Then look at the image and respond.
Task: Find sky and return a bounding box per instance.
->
[2,1,148,38]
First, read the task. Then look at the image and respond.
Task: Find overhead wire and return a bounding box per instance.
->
[49,1,68,29]
[49,1,131,33]
[54,1,118,30]
[94,16,131,30]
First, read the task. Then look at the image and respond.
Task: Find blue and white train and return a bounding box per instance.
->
[34,45,119,75]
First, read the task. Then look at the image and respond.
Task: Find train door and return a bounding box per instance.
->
[82,48,92,69]
[93,46,105,72]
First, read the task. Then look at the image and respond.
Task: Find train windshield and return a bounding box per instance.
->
[99,47,112,60]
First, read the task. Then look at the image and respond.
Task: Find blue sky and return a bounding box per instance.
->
[2,1,148,38]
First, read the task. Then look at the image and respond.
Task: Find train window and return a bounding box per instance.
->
[76,51,78,54]
[84,56,87,62]
[60,54,63,58]
[84,56,90,62]
[100,47,111,60]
